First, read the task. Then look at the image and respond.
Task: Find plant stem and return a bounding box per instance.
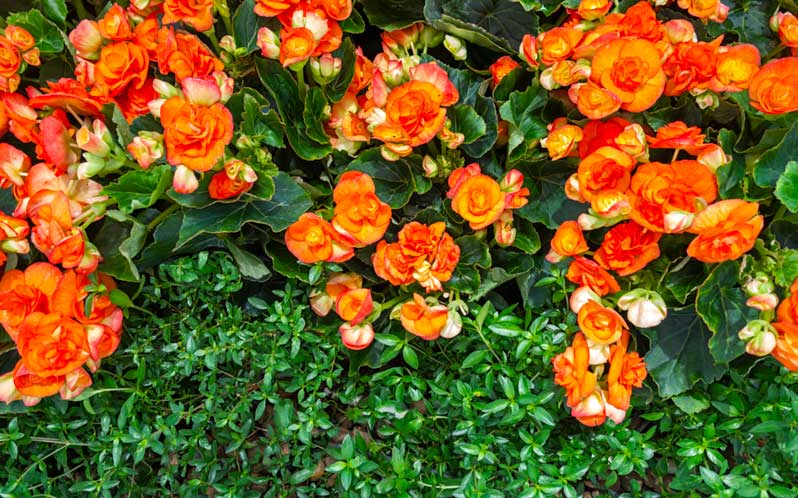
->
[71,0,91,20]
[295,66,307,101]
[215,0,235,37]
[146,203,180,232]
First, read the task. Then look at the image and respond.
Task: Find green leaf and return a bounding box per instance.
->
[499,83,548,163]
[108,289,133,309]
[775,250,798,288]
[7,9,64,53]
[347,149,431,208]
[102,165,172,214]
[424,0,538,53]
[663,258,706,305]
[241,91,285,148]
[512,218,541,254]
[325,38,356,103]
[339,8,365,33]
[136,211,223,269]
[516,160,584,229]
[224,239,271,281]
[514,0,569,15]
[302,87,332,145]
[641,308,727,398]
[696,262,758,364]
[402,346,419,369]
[40,0,67,25]
[672,394,710,414]
[233,0,268,54]
[359,0,425,30]
[95,215,147,282]
[449,104,486,145]
[716,129,745,200]
[455,235,491,268]
[462,349,489,368]
[177,173,312,247]
[705,0,778,55]
[264,244,310,282]
[753,122,798,188]
[776,161,798,213]
[255,58,333,160]
[448,266,480,294]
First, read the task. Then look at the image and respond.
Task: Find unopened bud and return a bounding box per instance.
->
[172,165,199,194]
[422,155,439,178]
[444,35,467,60]
[744,275,775,296]
[664,210,695,233]
[570,286,601,314]
[219,35,236,53]
[746,293,779,312]
[310,53,342,85]
[257,27,280,59]
[738,319,778,356]
[617,289,667,328]
[440,310,463,339]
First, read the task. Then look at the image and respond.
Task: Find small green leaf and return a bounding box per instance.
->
[224,240,271,281]
[102,165,172,214]
[359,0,424,29]
[347,149,431,208]
[449,104,486,145]
[402,346,419,369]
[233,0,268,53]
[108,289,133,309]
[462,349,489,368]
[325,38,356,103]
[455,235,491,268]
[302,87,332,145]
[775,160,798,213]
[7,9,64,53]
[753,122,798,188]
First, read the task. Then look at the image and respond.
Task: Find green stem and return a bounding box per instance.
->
[295,66,307,101]
[71,0,91,20]
[204,27,221,53]
[146,203,180,232]
[215,0,235,37]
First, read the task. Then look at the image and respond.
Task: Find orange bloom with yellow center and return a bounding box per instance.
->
[577,146,635,201]
[539,27,583,66]
[490,56,520,87]
[566,256,621,296]
[451,174,506,230]
[335,288,373,325]
[163,0,215,32]
[591,38,666,113]
[92,41,150,98]
[332,172,392,247]
[594,221,661,276]
[710,44,760,92]
[578,300,627,345]
[777,280,798,325]
[618,1,663,42]
[543,119,583,160]
[280,27,317,67]
[399,294,448,340]
[776,12,798,48]
[0,35,21,79]
[17,312,89,377]
[663,38,722,96]
[160,96,234,173]
[549,221,589,260]
[572,81,622,120]
[686,199,763,263]
[285,212,354,264]
[749,57,798,115]
[628,160,717,232]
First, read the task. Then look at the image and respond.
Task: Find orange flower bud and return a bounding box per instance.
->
[285,213,354,264]
[339,322,374,350]
[335,288,373,325]
[257,27,281,59]
[542,122,583,160]
[519,34,539,68]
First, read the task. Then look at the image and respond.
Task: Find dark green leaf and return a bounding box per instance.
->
[753,122,798,188]
[256,58,333,160]
[177,173,311,246]
[41,0,67,25]
[347,149,431,208]
[641,308,727,398]
[775,161,798,213]
[705,0,777,55]
[775,250,798,288]
[455,235,491,268]
[339,8,365,33]
[716,129,745,200]
[102,165,172,214]
[499,83,548,162]
[302,87,332,145]
[242,91,285,148]
[359,0,425,30]
[325,38,356,103]
[696,261,757,364]
[512,218,541,254]
[424,0,538,53]
[7,10,64,53]
[449,104,486,145]
[663,258,706,305]
[95,216,147,282]
[516,160,584,229]
[137,211,223,269]
[233,0,268,53]
[224,239,271,281]
[264,244,310,282]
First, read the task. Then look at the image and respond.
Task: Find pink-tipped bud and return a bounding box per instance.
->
[219,35,237,53]
[571,390,607,427]
[310,53,342,85]
[591,191,630,218]
[69,20,103,60]
[663,210,695,233]
[744,275,775,296]
[586,338,611,365]
[76,124,111,157]
[438,126,465,150]
[664,19,696,44]
[494,213,517,247]
[615,123,647,159]
[182,77,222,106]
[172,165,199,194]
[746,293,779,312]
[618,289,667,328]
[310,290,334,316]
[440,310,463,339]
[500,169,525,193]
[257,27,280,59]
[569,286,602,314]
[738,320,778,356]
[127,132,164,169]
[212,71,235,103]
[422,155,439,178]
[77,240,102,274]
[539,66,559,90]
[565,173,585,202]
[696,144,729,171]
[339,322,375,351]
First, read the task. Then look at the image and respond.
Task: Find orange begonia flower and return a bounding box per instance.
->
[774,12,798,48]
[548,220,589,262]
[489,56,520,87]
[17,312,89,377]
[646,121,705,150]
[594,221,661,276]
[677,0,728,22]
[451,174,506,230]
[617,1,663,41]
[538,27,584,66]
[710,44,760,92]
[280,27,317,67]
[339,322,374,351]
[98,4,133,41]
[576,146,635,202]
[335,288,373,325]
[208,171,254,200]
[578,300,627,345]
[591,38,666,113]
[10,360,64,399]
[325,273,362,300]
[399,294,448,340]
[0,36,21,84]
[686,199,763,263]
[749,57,798,115]
[772,321,798,372]
[156,28,224,83]
[332,172,392,246]
[571,81,622,120]
[552,332,598,408]
[663,37,723,96]
[0,263,63,340]
[163,0,215,33]
[777,280,798,325]
[254,0,298,17]
[542,119,583,160]
[92,41,150,98]
[606,331,647,410]
[566,256,621,296]
[373,81,448,154]
[627,160,717,232]
[69,20,103,60]
[285,212,354,264]
[578,117,631,158]
[578,0,613,20]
